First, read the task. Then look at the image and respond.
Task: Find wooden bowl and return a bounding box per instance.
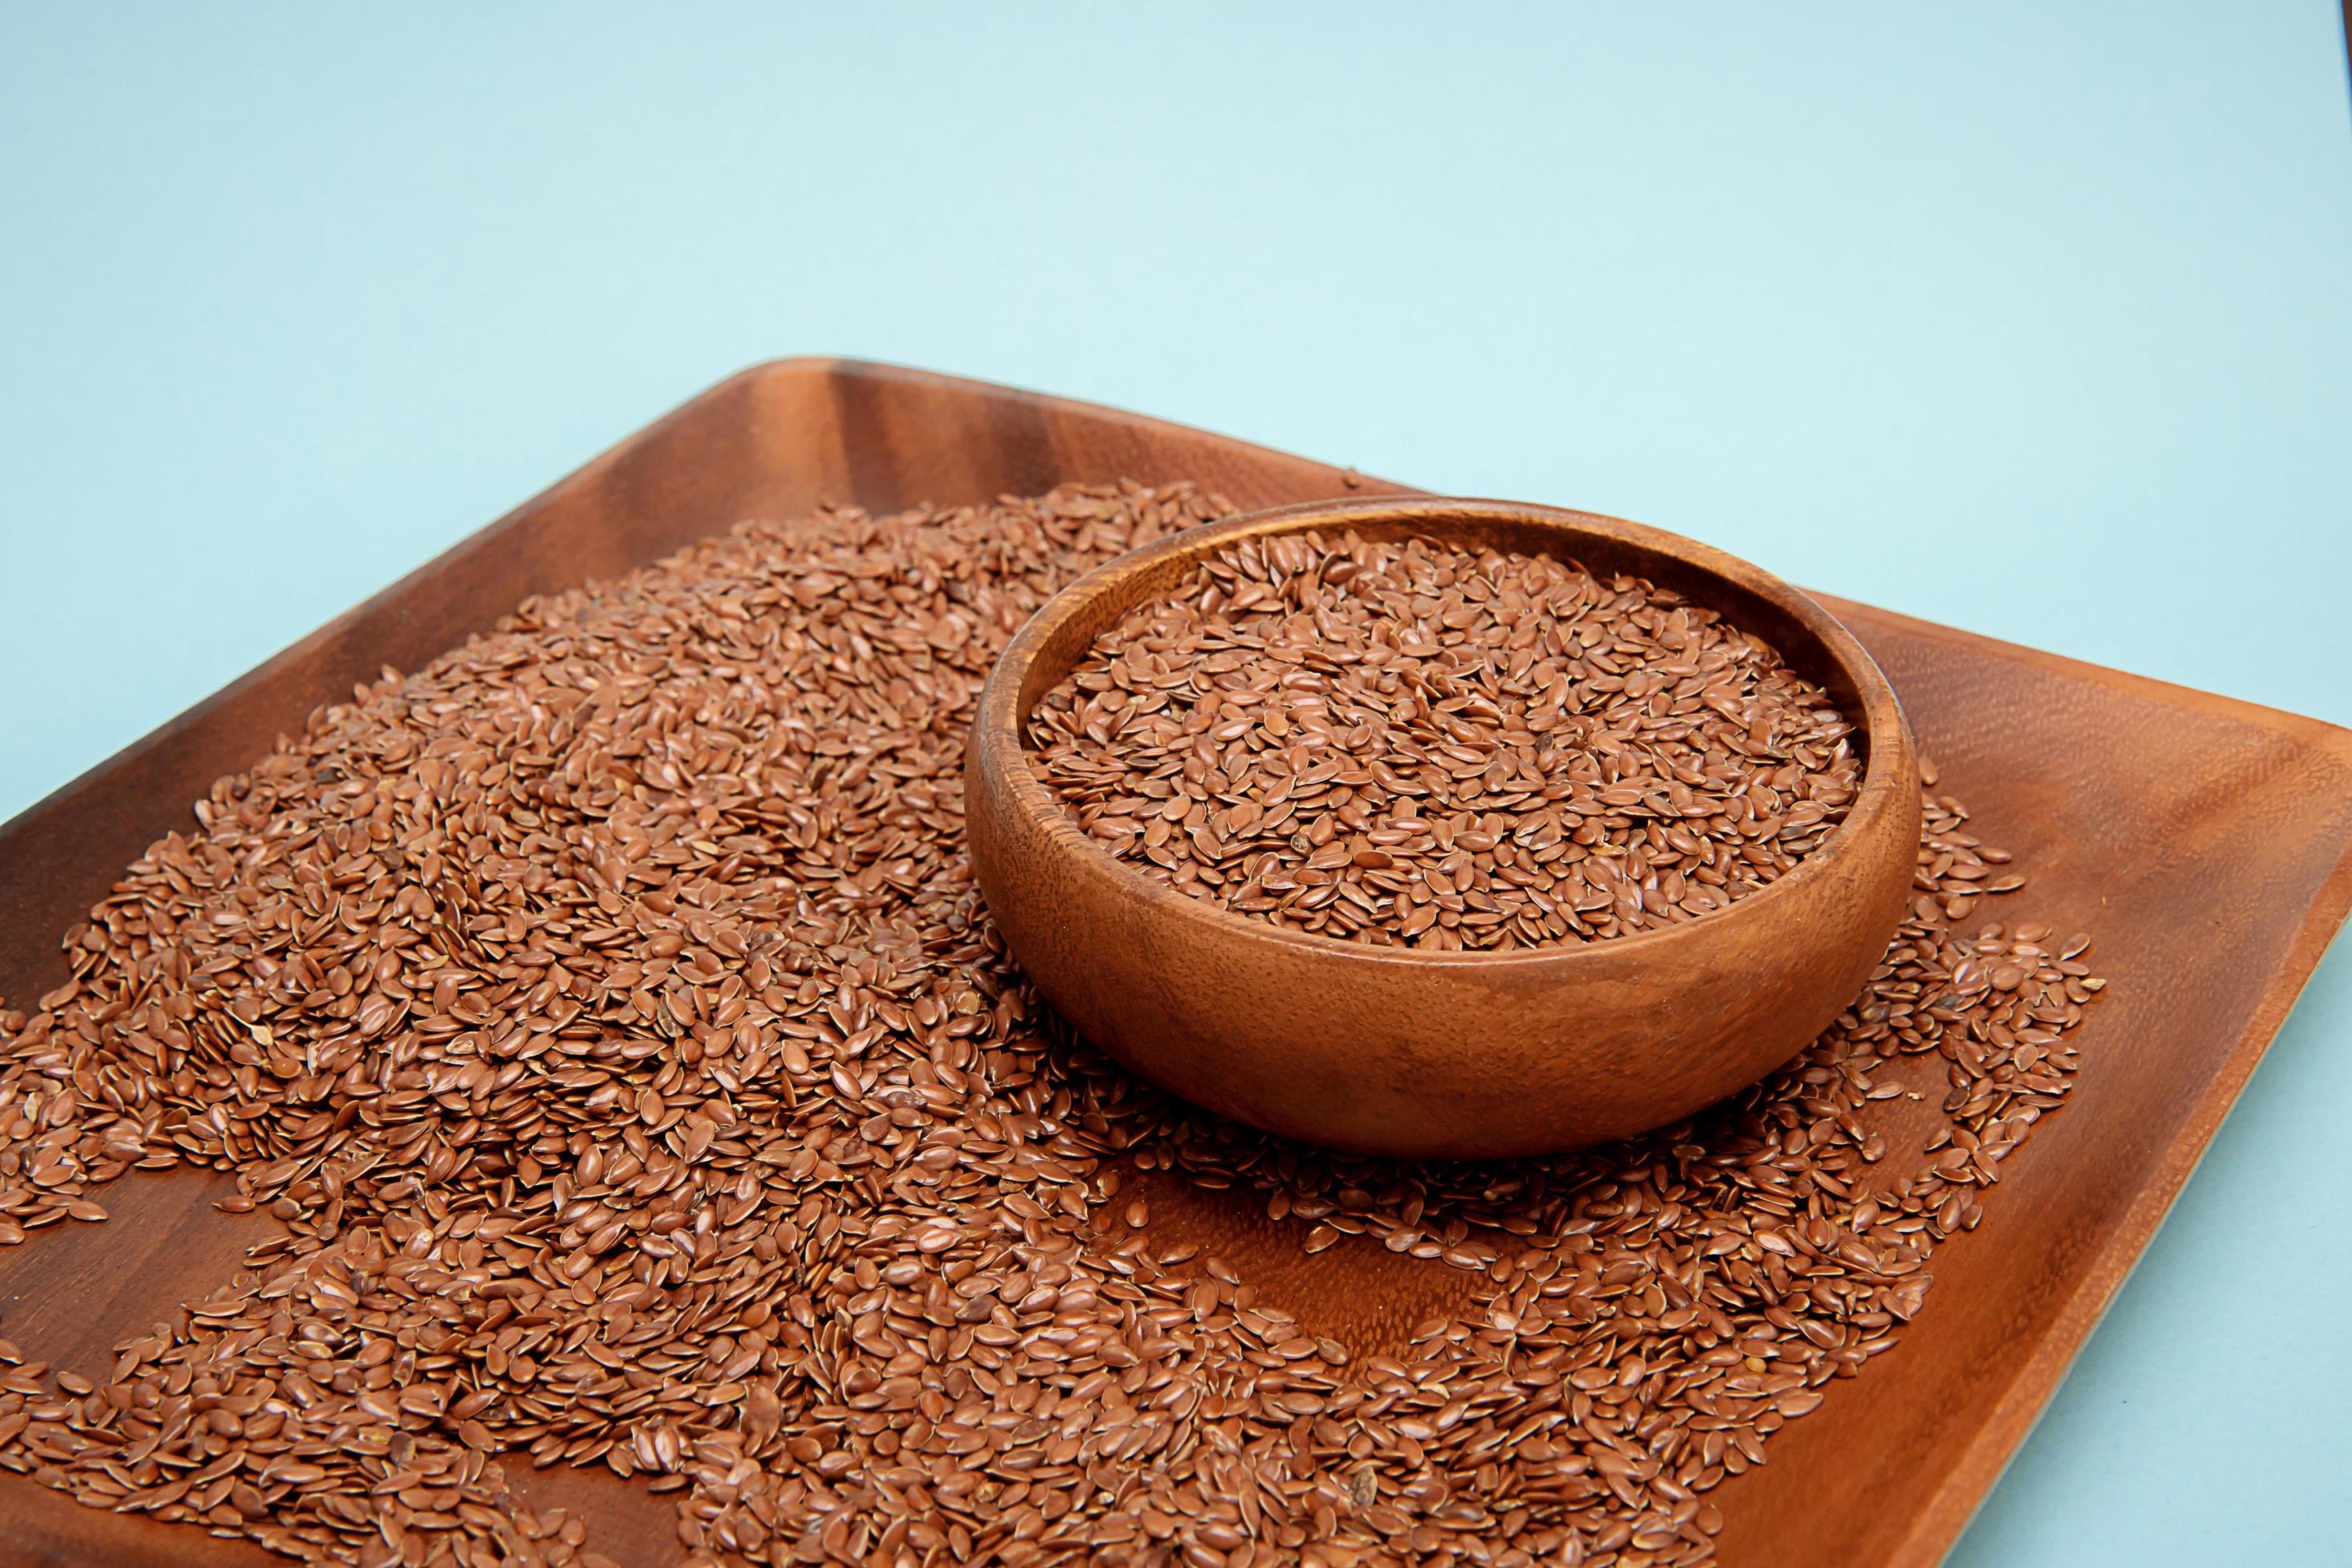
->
[965,496,1922,1158]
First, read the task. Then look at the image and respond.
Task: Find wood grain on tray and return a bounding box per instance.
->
[2,361,2347,1567]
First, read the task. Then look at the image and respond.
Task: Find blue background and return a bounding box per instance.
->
[4,5,2348,1562]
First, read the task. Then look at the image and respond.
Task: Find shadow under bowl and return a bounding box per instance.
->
[964,495,1922,1158]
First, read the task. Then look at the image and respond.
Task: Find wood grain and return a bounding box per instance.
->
[2,359,2347,1566]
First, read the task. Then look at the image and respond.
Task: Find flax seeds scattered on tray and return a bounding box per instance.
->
[1030,530,1862,948]
[0,482,2098,1566]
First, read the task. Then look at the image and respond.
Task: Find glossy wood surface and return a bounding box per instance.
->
[2,360,2349,1566]
[966,495,1922,1156]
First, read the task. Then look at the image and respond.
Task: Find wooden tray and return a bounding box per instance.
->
[3,360,2349,1567]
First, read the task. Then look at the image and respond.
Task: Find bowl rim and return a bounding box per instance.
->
[971,494,1916,973]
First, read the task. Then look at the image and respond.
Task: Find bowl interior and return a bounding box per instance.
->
[1001,502,1900,916]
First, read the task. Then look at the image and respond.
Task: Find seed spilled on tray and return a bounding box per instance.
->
[1030,529,1862,948]
[0,482,2100,1566]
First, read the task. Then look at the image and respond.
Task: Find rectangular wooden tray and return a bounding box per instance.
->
[3,360,2349,1567]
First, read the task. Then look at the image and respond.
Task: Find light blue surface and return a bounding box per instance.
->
[3,5,2348,1562]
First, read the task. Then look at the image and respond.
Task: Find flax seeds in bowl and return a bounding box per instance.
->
[967,496,1927,1156]
[1027,528,1864,950]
